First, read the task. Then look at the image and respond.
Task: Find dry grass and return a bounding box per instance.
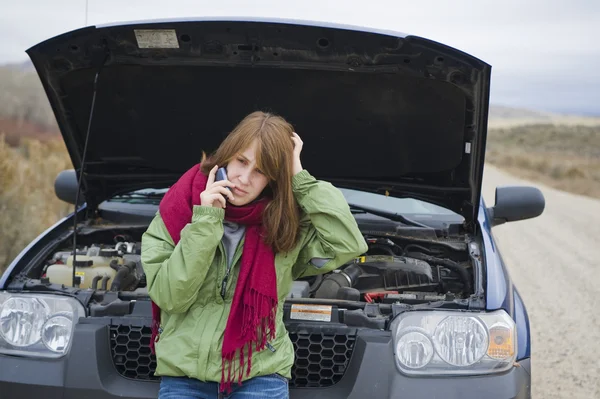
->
[0,134,73,273]
[488,116,600,129]
[0,117,59,146]
[486,124,600,198]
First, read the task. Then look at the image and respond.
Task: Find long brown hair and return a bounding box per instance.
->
[201,111,300,253]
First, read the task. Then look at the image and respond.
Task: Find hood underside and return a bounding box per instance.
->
[26,18,491,227]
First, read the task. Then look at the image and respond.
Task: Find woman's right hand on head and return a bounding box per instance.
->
[200,166,236,208]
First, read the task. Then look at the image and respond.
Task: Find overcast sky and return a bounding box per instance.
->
[1,0,599,115]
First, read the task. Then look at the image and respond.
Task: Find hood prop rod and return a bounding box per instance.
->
[71,50,108,288]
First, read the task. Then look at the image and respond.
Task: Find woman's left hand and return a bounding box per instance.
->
[291,132,304,175]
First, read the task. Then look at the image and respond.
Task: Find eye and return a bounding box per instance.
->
[237,157,247,165]
[256,168,265,175]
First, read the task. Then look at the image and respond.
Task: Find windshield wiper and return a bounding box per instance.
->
[112,192,164,199]
[348,203,430,228]
[108,192,164,203]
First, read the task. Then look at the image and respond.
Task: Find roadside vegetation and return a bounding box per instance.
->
[0,133,72,273]
[486,124,600,198]
[0,65,70,273]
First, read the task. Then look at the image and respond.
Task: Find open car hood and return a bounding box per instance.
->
[27,17,491,229]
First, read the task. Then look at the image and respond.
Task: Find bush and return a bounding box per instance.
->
[0,135,73,273]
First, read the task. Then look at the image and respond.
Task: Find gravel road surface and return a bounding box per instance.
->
[482,165,600,399]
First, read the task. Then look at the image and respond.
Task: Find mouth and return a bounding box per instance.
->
[233,187,248,196]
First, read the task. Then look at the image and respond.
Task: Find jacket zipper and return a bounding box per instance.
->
[220,263,233,298]
[220,240,244,299]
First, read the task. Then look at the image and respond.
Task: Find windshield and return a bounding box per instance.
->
[105,187,463,223]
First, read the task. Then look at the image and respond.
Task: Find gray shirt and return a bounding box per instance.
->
[222,221,245,268]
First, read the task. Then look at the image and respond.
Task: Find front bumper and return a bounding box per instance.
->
[0,324,531,399]
[290,330,531,399]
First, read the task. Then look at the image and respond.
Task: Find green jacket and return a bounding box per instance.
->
[141,170,368,382]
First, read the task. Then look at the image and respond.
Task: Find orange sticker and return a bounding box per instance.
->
[290,305,332,322]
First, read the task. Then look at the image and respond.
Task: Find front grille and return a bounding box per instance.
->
[109,324,356,387]
[289,331,356,388]
[110,325,158,380]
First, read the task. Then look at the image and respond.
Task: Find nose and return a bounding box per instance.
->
[238,168,251,185]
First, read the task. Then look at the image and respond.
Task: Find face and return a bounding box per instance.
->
[225,139,269,206]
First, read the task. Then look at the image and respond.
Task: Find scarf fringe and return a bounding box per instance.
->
[220,288,277,394]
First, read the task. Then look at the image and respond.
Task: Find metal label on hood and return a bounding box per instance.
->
[134,29,179,49]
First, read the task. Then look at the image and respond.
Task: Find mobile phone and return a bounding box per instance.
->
[215,167,231,191]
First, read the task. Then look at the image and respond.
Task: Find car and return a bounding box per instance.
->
[0,17,544,399]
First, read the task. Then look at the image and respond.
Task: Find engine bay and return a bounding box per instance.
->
[294,235,473,305]
[12,223,479,316]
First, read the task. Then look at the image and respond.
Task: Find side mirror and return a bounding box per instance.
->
[488,186,545,227]
[54,169,84,205]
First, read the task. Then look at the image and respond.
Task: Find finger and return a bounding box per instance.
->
[217,194,227,208]
[207,193,226,208]
[207,165,218,186]
[214,186,235,201]
[210,180,236,189]
[206,185,233,199]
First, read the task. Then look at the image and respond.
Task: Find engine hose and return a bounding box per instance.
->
[308,275,323,294]
[100,275,111,291]
[91,275,102,290]
[403,244,445,255]
[110,267,131,291]
[110,262,139,292]
[109,259,121,271]
[314,264,362,299]
[343,264,362,282]
[405,252,471,293]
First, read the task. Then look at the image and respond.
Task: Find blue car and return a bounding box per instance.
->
[0,17,544,398]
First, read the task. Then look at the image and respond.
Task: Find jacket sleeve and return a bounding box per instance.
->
[291,170,368,280]
[141,205,224,314]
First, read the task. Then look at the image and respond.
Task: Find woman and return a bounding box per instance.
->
[141,111,367,399]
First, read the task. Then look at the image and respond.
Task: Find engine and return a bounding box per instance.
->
[295,236,473,304]
[38,232,473,305]
[41,238,145,293]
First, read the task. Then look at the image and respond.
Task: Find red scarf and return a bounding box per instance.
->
[150,163,278,393]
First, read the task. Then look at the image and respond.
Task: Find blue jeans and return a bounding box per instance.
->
[158,374,289,399]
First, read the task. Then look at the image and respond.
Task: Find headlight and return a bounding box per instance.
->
[433,316,488,366]
[0,292,85,358]
[396,328,434,369]
[42,314,74,353]
[391,310,516,376]
[0,297,50,347]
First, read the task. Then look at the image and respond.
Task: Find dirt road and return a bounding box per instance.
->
[481,165,600,399]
